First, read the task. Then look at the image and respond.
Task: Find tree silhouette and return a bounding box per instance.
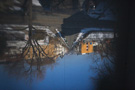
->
[21,0,50,71]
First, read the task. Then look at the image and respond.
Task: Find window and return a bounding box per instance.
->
[90,42,92,45]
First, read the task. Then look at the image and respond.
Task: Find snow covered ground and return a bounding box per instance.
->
[8,0,21,11]
[7,41,26,48]
[9,6,21,11]
[32,0,41,6]
[9,0,41,11]
[0,24,59,55]
[0,24,56,38]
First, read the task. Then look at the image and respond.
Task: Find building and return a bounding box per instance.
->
[81,41,93,54]
[73,31,114,55]
[24,43,68,60]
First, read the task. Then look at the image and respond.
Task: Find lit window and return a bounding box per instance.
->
[90,42,92,45]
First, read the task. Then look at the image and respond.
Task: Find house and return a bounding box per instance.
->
[24,43,68,60]
[81,41,93,54]
[73,30,114,55]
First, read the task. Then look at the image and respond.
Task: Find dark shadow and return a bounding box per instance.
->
[61,11,115,36]
[61,11,116,47]
[91,0,135,90]
[0,32,7,56]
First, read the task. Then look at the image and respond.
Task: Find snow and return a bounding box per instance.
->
[72,27,114,47]
[14,0,20,4]
[55,44,67,55]
[0,24,56,38]
[37,40,48,45]
[75,33,84,42]
[86,32,114,39]
[0,29,25,35]
[9,0,41,11]
[0,24,28,28]
[7,41,26,48]
[10,6,21,11]
[73,32,84,47]
[45,28,56,38]
[0,25,13,30]
[93,42,98,46]
[32,0,41,6]
[55,29,69,48]
[76,27,113,41]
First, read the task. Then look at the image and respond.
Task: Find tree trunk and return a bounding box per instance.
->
[29,0,32,39]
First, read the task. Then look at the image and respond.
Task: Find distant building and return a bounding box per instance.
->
[73,31,114,55]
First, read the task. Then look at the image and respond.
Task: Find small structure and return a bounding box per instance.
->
[81,41,93,54]
[73,31,114,55]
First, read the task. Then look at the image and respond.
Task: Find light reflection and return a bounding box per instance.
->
[0,0,118,89]
[0,23,115,87]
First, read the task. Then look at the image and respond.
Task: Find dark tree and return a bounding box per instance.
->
[38,0,53,11]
